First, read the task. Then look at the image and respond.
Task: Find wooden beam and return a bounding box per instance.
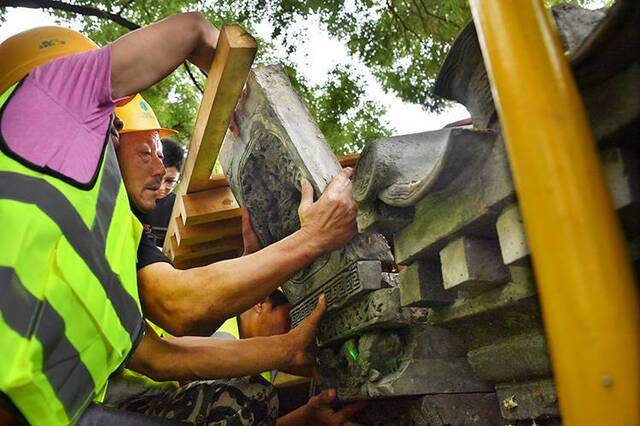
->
[162,23,256,257]
[338,153,360,168]
[180,187,242,226]
[172,235,244,262]
[175,216,242,247]
[181,24,257,194]
[207,173,230,189]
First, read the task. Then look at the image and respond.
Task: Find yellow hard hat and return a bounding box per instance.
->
[0,26,98,95]
[115,93,177,137]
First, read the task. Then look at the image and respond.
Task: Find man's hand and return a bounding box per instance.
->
[241,208,261,256]
[298,168,358,254]
[303,389,366,426]
[282,295,326,377]
[277,389,366,426]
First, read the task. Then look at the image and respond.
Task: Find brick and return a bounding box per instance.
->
[496,204,530,266]
[399,260,455,307]
[440,236,510,291]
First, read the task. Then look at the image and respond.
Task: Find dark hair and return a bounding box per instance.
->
[267,289,290,309]
[161,137,185,171]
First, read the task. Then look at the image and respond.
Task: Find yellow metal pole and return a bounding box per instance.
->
[468,1,639,424]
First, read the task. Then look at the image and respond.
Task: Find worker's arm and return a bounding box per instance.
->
[128,296,325,381]
[138,169,357,336]
[110,12,218,100]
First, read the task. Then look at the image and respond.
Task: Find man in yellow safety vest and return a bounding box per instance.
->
[0,14,357,425]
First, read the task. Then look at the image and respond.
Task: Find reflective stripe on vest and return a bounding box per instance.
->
[0,266,95,419]
[0,82,144,425]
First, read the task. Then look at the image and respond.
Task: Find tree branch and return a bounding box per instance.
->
[385,0,420,44]
[0,0,140,29]
[0,0,204,93]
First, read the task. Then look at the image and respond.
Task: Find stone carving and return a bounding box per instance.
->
[435,2,639,143]
[433,22,495,129]
[352,128,499,237]
[317,288,428,346]
[220,65,392,318]
[289,260,382,328]
[319,325,491,401]
[353,128,496,208]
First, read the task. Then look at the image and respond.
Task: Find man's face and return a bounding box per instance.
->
[157,166,180,199]
[116,130,165,212]
[256,300,293,337]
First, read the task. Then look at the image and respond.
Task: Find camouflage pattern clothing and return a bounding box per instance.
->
[106,376,278,425]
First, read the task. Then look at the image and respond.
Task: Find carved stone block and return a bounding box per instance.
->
[219,65,392,320]
[439,236,510,291]
[289,260,382,328]
[317,288,427,347]
[496,378,559,420]
[496,204,530,266]
[399,260,455,308]
[394,139,515,264]
[353,128,496,208]
[319,325,491,401]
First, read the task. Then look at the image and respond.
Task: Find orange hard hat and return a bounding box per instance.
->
[0,26,98,95]
[115,93,177,137]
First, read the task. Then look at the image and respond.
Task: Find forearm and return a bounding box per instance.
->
[276,406,309,426]
[111,12,218,99]
[129,327,295,382]
[139,229,323,336]
[183,229,323,327]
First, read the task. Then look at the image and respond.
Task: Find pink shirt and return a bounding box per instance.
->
[1,46,116,184]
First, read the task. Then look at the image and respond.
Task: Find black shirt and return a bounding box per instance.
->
[133,202,172,270]
[138,193,176,247]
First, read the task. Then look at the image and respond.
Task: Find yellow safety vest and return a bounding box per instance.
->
[214,318,277,383]
[0,82,144,425]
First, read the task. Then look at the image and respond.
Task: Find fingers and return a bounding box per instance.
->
[298,178,314,213]
[309,388,335,409]
[325,168,353,194]
[318,389,336,405]
[338,400,367,421]
[305,295,326,329]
